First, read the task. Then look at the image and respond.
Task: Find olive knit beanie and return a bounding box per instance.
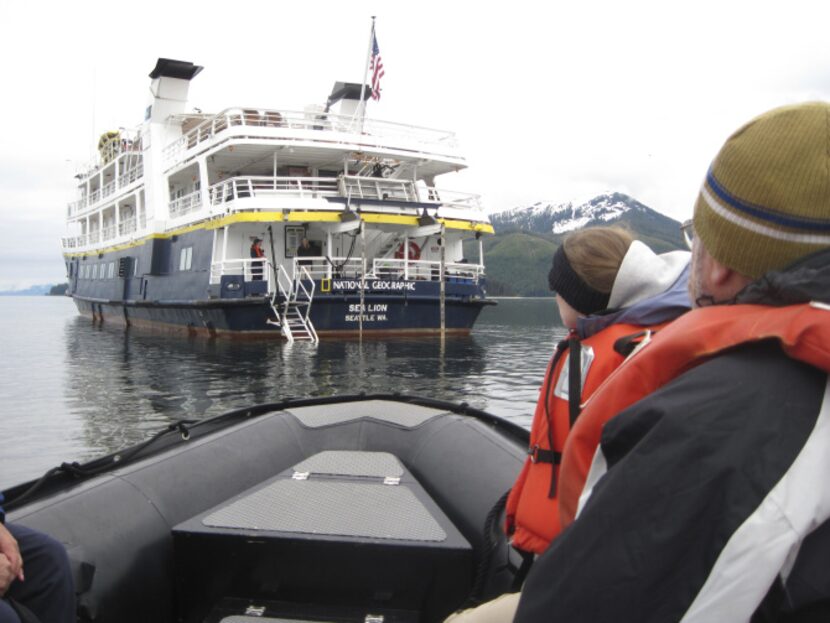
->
[693,101,830,279]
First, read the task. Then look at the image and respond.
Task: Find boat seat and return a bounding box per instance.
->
[284,400,446,429]
[243,109,263,126]
[173,450,472,623]
[263,111,284,127]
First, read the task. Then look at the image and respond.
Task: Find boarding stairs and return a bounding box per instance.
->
[267,264,319,344]
[377,235,402,260]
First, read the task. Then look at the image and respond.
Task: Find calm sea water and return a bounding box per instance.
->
[0,296,565,490]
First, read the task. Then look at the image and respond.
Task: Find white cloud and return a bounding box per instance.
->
[2,0,829,286]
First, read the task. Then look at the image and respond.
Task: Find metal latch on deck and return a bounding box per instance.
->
[383,476,400,485]
[292,471,310,480]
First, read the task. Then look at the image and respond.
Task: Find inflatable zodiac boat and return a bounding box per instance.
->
[3,395,528,622]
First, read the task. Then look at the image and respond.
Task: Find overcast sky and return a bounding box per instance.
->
[1,0,829,289]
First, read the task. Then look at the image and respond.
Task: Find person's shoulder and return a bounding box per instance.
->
[619,340,824,434]
[686,339,822,390]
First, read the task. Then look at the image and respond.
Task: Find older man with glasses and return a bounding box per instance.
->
[510,102,830,623]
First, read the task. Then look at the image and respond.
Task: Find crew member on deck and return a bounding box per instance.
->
[296,237,315,267]
[250,238,265,281]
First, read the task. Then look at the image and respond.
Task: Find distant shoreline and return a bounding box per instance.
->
[0,283,68,296]
[491,296,555,300]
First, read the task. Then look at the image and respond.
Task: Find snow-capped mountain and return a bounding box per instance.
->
[475,192,686,296]
[489,192,684,250]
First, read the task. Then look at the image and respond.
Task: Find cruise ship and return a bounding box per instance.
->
[61,58,495,341]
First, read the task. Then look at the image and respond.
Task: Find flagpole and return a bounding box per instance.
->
[358,16,375,133]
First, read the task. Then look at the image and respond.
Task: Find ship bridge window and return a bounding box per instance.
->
[92,264,98,279]
[179,246,193,271]
[108,262,115,279]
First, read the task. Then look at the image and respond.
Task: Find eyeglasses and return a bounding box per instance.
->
[680,219,694,250]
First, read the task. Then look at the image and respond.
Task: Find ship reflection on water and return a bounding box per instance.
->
[0,297,563,488]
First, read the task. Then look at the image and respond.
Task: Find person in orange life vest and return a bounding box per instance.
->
[445,228,691,623]
[504,226,690,556]
[250,237,265,280]
[514,102,830,623]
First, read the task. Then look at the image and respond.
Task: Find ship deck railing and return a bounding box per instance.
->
[209,176,340,204]
[163,107,460,169]
[209,256,484,287]
[118,217,138,237]
[302,257,483,284]
[70,230,105,248]
[101,225,116,241]
[63,214,148,251]
[371,258,483,284]
[297,257,365,280]
[70,131,143,187]
[209,258,275,286]
[68,162,144,218]
[169,190,204,219]
[61,175,484,252]
[208,175,482,211]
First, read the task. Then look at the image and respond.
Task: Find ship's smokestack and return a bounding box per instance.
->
[326,82,371,118]
[146,58,203,122]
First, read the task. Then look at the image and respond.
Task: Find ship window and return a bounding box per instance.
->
[92,264,98,279]
[134,258,140,277]
[108,262,115,279]
[179,246,193,271]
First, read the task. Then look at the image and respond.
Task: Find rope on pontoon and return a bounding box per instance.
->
[4,419,199,510]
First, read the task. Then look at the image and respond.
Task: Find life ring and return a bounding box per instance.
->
[394,240,421,260]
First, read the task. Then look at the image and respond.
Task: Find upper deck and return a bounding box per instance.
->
[69,106,466,193]
[164,107,466,177]
[62,61,488,256]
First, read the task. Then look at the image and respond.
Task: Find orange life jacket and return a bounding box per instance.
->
[558,302,830,529]
[505,321,670,554]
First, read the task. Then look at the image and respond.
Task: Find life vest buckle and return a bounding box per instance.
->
[528,445,560,464]
[528,444,541,463]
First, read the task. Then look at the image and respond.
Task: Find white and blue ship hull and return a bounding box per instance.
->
[67,229,490,336]
[61,58,495,340]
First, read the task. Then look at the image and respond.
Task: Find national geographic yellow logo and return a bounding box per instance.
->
[321,278,331,293]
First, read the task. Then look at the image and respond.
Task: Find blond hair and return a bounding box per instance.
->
[562,226,634,293]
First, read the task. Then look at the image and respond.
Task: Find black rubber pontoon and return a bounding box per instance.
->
[4,395,527,623]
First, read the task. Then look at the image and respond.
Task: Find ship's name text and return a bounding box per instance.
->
[345,303,389,323]
[331,280,416,292]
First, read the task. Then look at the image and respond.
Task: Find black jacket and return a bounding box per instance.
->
[515,248,830,623]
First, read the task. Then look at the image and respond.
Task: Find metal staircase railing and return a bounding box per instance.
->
[267,263,318,343]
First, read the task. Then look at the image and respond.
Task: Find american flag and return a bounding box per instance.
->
[370,33,384,101]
